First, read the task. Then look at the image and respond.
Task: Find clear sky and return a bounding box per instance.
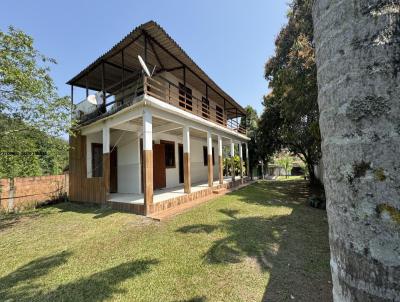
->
[1,0,288,115]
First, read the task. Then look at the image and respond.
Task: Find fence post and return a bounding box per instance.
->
[8,178,15,211]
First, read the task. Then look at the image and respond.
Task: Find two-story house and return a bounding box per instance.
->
[68,21,250,216]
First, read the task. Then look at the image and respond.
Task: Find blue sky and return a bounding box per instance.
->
[1,0,288,115]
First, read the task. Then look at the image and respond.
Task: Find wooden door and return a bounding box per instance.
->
[178,144,184,183]
[110,147,118,193]
[153,144,166,189]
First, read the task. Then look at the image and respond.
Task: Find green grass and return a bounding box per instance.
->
[275,175,304,181]
[0,180,332,302]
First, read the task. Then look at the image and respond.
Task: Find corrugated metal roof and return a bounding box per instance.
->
[66,21,246,115]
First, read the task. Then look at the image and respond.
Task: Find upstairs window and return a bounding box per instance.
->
[216,105,224,125]
[203,146,215,166]
[179,83,192,111]
[202,97,210,119]
[91,143,103,177]
[161,140,175,168]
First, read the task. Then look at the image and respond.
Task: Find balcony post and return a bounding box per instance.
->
[218,135,223,184]
[102,126,110,202]
[239,143,243,182]
[245,143,250,178]
[230,140,235,182]
[143,108,153,214]
[207,131,213,187]
[183,125,191,193]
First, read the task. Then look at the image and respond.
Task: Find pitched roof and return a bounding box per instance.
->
[67,21,246,115]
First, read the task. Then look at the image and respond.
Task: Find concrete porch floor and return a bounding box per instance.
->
[108,177,234,205]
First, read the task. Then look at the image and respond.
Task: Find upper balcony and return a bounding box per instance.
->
[68,21,247,136]
[74,73,246,135]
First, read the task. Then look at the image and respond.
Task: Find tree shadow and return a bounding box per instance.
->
[174,296,207,302]
[0,251,72,301]
[176,180,332,301]
[0,210,54,232]
[51,202,116,219]
[0,252,158,302]
[218,208,239,219]
[176,224,219,234]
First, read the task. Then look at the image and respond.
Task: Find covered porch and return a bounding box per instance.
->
[76,95,250,216]
[108,177,234,205]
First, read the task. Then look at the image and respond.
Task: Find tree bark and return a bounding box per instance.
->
[307,163,317,185]
[313,1,400,301]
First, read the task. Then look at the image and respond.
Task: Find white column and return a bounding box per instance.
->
[230,140,235,181]
[218,135,223,184]
[207,131,213,156]
[245,143,250,177]
[183,125,190,153]
[183,126,191,193]
[143,109,152,151]
[102,126,110,153]
[207,131,213,187]
[239,143,243,179]
[143,108,153,214]
[102,125,110,201]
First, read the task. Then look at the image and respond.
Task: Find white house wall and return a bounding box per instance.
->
[152,131,219,188]
[85,129,141,194]
[85,129,220,194]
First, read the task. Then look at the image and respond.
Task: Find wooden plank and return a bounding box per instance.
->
[184,152,191,194]
[208,154,213,187]
[143,150,153,214]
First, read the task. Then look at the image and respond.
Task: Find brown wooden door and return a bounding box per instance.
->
[178,144,184,183]
[110,147,118,193]
[153,144,166,189]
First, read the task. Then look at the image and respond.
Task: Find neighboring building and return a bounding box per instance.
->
[67,21,250,216]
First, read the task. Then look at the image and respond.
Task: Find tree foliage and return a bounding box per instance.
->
[0,114,68,178]
[275,154,294,178]
[260,0,321,183]
[0,26,72,137]
[0,26,71,178]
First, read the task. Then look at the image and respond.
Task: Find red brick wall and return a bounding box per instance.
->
[0,174,69,211]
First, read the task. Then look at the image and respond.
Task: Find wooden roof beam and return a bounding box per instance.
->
[143,31,238,111]
[68,32,144,85]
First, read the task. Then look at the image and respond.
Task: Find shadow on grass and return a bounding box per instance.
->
[0,210,54,232]
[0,250,158,302]
[174,296,207,302]
[176,180,332,301]
[52,202,116,219]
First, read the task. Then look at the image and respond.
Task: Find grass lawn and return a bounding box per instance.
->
[0,180,332,302]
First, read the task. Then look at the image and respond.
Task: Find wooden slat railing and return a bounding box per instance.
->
[144,76,246,135]
[77,74,246,135]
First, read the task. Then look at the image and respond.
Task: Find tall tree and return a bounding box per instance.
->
[241,106,261,177]
[0,26,72,177]
[0,26,72,137]
[261,0,321,184]
[313,0,399,300]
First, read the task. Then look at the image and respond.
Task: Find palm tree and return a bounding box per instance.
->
[313,1,399,301]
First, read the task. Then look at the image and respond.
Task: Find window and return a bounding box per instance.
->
[202,97,210,119]
[179,83,192,111]
[216,105,224,125]
[203,146,215,166]
[161,140,175,168]
[91,143,103,177]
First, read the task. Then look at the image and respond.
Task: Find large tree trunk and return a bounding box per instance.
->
[313,1,400,301]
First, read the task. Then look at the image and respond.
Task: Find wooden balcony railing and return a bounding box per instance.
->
[144,76,246,135]
[77,74,246,135]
